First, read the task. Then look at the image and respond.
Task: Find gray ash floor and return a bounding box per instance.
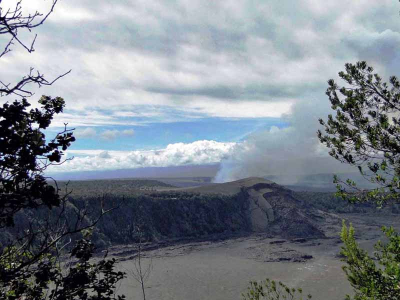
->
[113,212,400,300]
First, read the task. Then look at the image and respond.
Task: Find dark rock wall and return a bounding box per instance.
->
[2,182,326,250]
[90,190,252,247]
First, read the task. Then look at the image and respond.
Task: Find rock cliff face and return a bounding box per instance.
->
[2,178,325,250]
[90,177,325,247]
[188,177,325,239]
[247,182,324,239]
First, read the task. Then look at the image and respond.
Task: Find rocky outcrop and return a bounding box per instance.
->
[248,188,275,231]
[188,177,324,239]
[89,177,325,246]
[240,180,325,239]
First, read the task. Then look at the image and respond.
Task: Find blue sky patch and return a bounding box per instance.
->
[58,117,287,151]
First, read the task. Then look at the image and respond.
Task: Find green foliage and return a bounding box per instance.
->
[0,2,128,299]
[0,96,127,299]
[0,97,75,227]
[318,61,400,205]
[340,221,400,300]
[58,179,175,198]
[317,61,400,300]
[242,279,312,300]
[0,239,126,300]
[294,191,376,213]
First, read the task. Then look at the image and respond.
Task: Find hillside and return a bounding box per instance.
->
[190,177,325,238]
[183,177,276,195]
[56,178,175,197]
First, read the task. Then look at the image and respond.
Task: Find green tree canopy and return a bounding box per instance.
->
[0,96,74,227]
[318,61,400,205]
[318,61,400,300]
[0,1,126,299]
[341,222,400,300]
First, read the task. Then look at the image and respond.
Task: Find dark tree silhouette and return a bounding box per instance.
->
[0,1,126,299]
[0,96,75,227]
[318,61,400,300]
[318,61,400,205]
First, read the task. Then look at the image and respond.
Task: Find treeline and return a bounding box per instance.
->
[56,179,175,198]
[295,191,400,213]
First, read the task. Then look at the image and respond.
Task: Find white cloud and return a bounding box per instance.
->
[112,111,162,118]
[4,0,400,177]
[50,4,98,22]
[99,129,135,140]
[183,99,293,118]
[5,0,399,126]
[72,128,135,140]
[48,140,236,172]
[100,130,119,140]
[98,151,111,159]
[121,129,135,136]
[74,127,97,138]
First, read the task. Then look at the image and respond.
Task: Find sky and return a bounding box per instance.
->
[1,0,400,181]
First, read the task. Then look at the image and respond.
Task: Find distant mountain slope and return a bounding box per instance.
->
[57,179,175,197]
[49,164,220,181]
[183,177,276,195]
[154,177,213,188]
[266,172,377,191]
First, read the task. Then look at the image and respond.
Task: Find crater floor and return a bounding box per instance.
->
[112,212,400,300]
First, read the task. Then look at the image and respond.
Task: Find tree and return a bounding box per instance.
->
[0,0,70,97]
[0,1,126,299]
[0,1,73,223]
[245,61,400,300]
[126,199,155,300]
[318,61,400,299]
[0,96,74,227]
[242,279,312,300]
[318,61,400,206]
[125,223,152,300]
[340,221,400,300]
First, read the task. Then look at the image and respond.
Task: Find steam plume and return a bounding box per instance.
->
[214,100,354,184]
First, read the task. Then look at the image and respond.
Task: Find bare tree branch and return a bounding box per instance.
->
[0,69,71,97]
[0,0,59,54]
[0,0,71,98]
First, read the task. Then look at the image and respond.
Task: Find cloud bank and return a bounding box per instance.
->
[3,0,400,178]
[5,0,399,127]
[48,140,235,173]
[74,127,135,140]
